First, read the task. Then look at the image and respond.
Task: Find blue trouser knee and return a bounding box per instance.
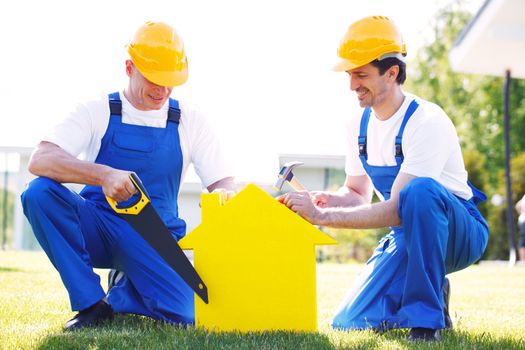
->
[397,177,488,328]
[21,177,107,311]
[21,177,194,324]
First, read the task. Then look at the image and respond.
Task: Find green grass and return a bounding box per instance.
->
[1,251,524,349]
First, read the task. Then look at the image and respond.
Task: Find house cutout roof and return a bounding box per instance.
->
[180,183,336,248]
[179,183,336,332]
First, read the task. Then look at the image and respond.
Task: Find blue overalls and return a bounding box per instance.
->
[21,92,194,324]
[332,100,489,330]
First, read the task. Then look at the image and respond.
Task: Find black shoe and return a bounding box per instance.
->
[443,277,453,329]
[64,300,114,331]
[107,269,124,290]
[407,328,441,341]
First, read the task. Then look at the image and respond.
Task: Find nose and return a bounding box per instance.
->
[154,84,171,96]
[349,74,359,91]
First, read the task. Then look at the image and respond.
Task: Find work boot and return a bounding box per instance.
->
[443,277,453,329]
[64,300,114,331]
[407,328,441,341]
[107,269,124,290]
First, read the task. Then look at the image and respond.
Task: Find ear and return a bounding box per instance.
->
[388,65,399,82]
[125,60,134,78]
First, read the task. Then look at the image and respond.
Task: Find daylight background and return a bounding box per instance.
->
[0,0,483,183]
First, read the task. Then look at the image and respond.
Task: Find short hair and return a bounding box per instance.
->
[370,57,406,85]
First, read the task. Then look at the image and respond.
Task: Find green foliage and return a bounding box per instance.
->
[510,152,525,200]
[0,187,15,248]
[462,149,489,218]
[462,149,488,194]
[318,227,387,263]
[485,152,525,259]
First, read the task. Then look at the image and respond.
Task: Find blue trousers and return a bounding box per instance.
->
[332,177,488,330]
[520,221,525,248]
[21,177,194,324]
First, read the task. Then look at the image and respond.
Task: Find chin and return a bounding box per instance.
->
[358,100,370,108]
[148,100,166,110]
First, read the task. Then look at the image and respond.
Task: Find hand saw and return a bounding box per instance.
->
[106,173,208,303]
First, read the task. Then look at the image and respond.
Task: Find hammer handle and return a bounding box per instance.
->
[289,177,307,191]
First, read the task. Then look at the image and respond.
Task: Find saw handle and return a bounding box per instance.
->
[106,173,150,215]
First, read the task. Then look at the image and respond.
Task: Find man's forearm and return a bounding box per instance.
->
[28,142,111,186]
[335,186,372,207]
[316,199,400,229]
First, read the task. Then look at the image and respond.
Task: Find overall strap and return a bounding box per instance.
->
[358,107,372,161]
[108,92,122,116]
[394,99,419,165]
[108,92,181,123]
[167,98,181,124]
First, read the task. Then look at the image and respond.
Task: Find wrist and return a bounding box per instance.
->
[313,208,329,226]
[94,165,112,187]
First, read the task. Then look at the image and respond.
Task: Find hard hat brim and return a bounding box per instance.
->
[332,58,365,72]
[141,67,189,87]
[134,62,188,87]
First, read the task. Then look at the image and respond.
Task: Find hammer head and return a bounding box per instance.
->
[274,161,304,191]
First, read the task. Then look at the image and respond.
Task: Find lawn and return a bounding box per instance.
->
[1,251,524,349]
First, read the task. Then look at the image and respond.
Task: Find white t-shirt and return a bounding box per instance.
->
[345,92,473,200]
[43,91,233,189]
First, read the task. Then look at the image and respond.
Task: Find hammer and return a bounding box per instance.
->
[274,161,307,192]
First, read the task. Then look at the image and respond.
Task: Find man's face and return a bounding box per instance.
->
[126,60,173,111]
[346,63,391,108]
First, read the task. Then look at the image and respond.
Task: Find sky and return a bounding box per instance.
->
[0,0,483,182]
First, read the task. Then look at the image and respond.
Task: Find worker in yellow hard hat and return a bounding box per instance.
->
[280,16,488,341]
[21,21,235,330]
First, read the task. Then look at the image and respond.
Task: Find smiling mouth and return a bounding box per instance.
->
[149,95,164,102]
[356,88,369,98]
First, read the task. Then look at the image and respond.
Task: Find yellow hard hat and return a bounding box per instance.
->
[127,21,188,87]
[333,16,406,72]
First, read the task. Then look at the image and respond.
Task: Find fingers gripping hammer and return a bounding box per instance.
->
[274,161,307,192]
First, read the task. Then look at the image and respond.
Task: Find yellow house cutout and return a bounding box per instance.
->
[179,184,337,332]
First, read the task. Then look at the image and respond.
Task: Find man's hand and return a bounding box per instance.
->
[309,191,351,208]
[211,188,236,203]
[101,169,138,203]
[207,177,236,204]
[307,175,374,209]
[277,191,324,224]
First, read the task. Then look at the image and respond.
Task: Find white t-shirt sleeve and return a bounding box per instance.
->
[345,113,367,176]
[180,105,234,188]
[42,102,94,157]
[41,96,109,161]
[400,107,455,179]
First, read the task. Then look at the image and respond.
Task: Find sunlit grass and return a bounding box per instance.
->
[1,251,524,349]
